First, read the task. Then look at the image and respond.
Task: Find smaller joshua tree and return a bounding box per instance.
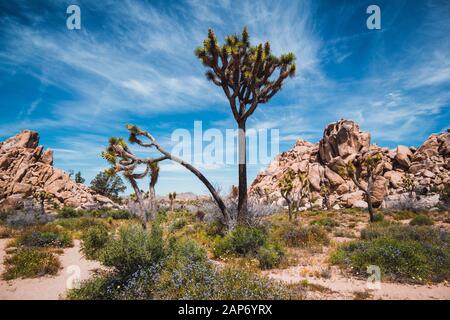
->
[401,174,415,199]
[339,153,382,222]
[296,173,312,211]
[168,192,177,212]
[279,169,295,221]
[33,191,53,214]
[103,137,164,229]
[320,180,332,210]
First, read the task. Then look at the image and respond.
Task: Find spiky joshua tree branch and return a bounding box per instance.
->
[103,125,230,227]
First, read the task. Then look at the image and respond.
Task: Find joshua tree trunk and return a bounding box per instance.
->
[149,184,156,220]
[282,195,292,221]
[352,175,374,223]
[237,120,248,224]
[129,178,147,229]
[366,175,374,222]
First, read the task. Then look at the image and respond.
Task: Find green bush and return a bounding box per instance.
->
[81,225,110,260]
[410,214,434,226]
[100,224,164,274]
[332,224,450,283]
[169,218,188,232]
[279,224,330,248]
[393,210,417,220]
[2,248,61,280]
[15,226,72,248]
[213,226,267,257]
[53,217,108,232]
[69,236,295,300]
[57,206,83,219]
[256,243,285,270]
[360,223,447,245]
[372,212,384,222]
[311,217,339,228]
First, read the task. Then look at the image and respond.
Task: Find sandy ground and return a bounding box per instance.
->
[0,239,102,300]
[263,242,450,300]
[266,265,450,300]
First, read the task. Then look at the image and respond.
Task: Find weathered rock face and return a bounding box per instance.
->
[0,130,119,211]
[250,120,449,210]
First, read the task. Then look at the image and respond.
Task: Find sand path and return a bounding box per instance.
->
[0,239,102,300]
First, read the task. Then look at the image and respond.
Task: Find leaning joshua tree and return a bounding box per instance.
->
[195,27,296,224]
[104,125,230,227]
[278,169,295,221]
[338,153,382,222]
[103,137,162,229]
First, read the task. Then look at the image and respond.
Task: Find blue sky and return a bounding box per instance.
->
[0,0,449,195]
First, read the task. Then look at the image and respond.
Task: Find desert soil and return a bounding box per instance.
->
[1,230,449,300]
[0,239,102,300]
[264,244,450,300]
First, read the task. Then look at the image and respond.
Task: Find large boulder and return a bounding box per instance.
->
[319,120,370,164]
[0,130,120,211]
[395,145,413,168]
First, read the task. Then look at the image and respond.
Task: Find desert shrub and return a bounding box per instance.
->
[57,206,83,219]
[311,217,339,228]
[278,223,330,248]
[81,225,110,260]
[108,209,132,220]
[2,248,61,280]
[256,242,285,270]
[393,210,417,220]
[0,211,9,222]
[100,224,164,274]
[333,223,450,283]
[410,214,434,226]
[360,223,448,245]
[213,226,267,257]
[331,237,450,283]
[15,226,72,248]
[53,217,108,232]
[90,209,132,220]
[69,237,294,300]
[169,218,188,232]
[372,212,384,222]
[6,211,54,228]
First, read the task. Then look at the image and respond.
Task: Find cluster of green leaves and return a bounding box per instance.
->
[169,218,188,232]
[273,222,330,248]
[80,225,110,260]
[14,225,72,248]
[331,222,450,283]
[212,226,285,270]
[409,214,434,226]
[3,248,61,280]
[53,217,109,233]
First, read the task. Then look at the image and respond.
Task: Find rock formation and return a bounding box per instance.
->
[0,130,119,211]
[250,120,449,210]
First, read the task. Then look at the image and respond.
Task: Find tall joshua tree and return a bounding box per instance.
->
[338,154,382,222]
[195,27,296,224]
